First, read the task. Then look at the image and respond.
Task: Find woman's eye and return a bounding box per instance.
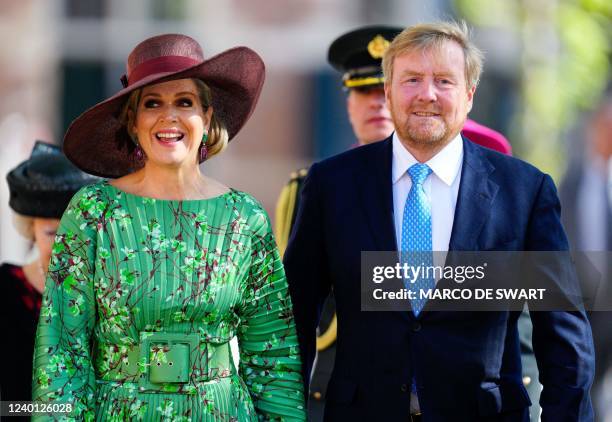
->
[177,98,193,107]
[144,99,159,108]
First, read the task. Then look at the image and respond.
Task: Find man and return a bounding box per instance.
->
[275,27,401,422]
[276,27,512,254]
[284,21,594,421]
[275,26,519,422]
[275,26,400,256]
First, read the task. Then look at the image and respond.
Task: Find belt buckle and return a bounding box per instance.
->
[138,332,200,390]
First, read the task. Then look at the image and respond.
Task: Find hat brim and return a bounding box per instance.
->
[63,47,265,178]
[6,142,100,218]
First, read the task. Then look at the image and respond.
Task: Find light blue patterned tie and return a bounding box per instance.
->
[401,163,434,316]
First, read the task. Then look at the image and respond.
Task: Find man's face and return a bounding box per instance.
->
[385,41,475,154]
[347,86,394,145]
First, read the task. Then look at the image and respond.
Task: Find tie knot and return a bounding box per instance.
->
[408,163,432,185]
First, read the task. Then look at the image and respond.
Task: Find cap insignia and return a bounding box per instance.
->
[367,35,390,59]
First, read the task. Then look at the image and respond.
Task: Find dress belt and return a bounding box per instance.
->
[95,332,235,393]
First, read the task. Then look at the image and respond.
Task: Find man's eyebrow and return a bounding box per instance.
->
[397,70,457,78]
[398,69,424,77]
[434,72,456,78]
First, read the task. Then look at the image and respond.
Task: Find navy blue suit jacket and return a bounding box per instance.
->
[284,136,595,421]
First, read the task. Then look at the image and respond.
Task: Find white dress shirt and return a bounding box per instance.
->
[392,131,463,253]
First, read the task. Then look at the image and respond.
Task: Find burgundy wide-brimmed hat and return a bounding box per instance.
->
[63,34,266,178]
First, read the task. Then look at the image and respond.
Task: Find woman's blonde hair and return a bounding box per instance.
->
[13,213,34,241]
[118,78,228,161]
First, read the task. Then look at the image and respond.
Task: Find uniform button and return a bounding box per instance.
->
[522,376,531,386]
[312,391,322,400]
[412,322,422,332]
[400,383,409,392]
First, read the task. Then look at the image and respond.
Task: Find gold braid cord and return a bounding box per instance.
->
[274,178,299,256]
[316,314,337,351]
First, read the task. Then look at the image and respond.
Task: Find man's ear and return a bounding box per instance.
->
[466,85,476,113]
[384,82,392,109]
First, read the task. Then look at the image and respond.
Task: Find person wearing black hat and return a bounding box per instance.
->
[275,27,400,421]
[328,26,399,146]
[1,141,98,404]
[31,34,305,421]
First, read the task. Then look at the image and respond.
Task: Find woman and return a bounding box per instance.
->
[32,34,305,421]
[1,141,97,403]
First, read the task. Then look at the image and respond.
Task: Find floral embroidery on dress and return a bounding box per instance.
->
[32,181,305,421]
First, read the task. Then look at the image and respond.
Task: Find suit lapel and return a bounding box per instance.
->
[449,137,498,251]
[357,136,397,252]
[422,138,499,319]
[357,137,412,322]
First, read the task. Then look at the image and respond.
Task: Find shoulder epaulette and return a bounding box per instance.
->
[275,167,310,256]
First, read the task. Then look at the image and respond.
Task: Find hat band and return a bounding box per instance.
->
[344,76,385,88]
[127,56,202,86]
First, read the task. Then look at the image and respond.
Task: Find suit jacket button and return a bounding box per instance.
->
[401,383,409,392]
[412,322,422,332]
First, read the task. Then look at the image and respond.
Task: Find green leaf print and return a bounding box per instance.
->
[62,274,77,292]
[32,183,306,420]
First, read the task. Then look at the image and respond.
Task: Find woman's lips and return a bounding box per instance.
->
[155,131,184,144]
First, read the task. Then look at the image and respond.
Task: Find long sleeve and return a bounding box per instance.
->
[32,189,98,422]
[237,210,306,420]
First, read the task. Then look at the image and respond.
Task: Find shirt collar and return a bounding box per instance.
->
[392,131,463,186]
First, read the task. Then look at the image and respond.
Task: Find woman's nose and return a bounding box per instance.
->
[159,104,179,122]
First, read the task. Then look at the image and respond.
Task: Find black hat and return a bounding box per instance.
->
[328,25,402,89]
[7,141,100,218]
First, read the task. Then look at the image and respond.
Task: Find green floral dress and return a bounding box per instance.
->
[32,181,305,421]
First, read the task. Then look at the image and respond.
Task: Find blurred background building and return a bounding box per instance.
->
[1,0,609,236]
[0,0,611,419]
[0,4,609,263]
[0,0,523,246]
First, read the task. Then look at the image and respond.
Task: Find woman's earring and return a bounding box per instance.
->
[132,136,144,161]
[199,131,208,162]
